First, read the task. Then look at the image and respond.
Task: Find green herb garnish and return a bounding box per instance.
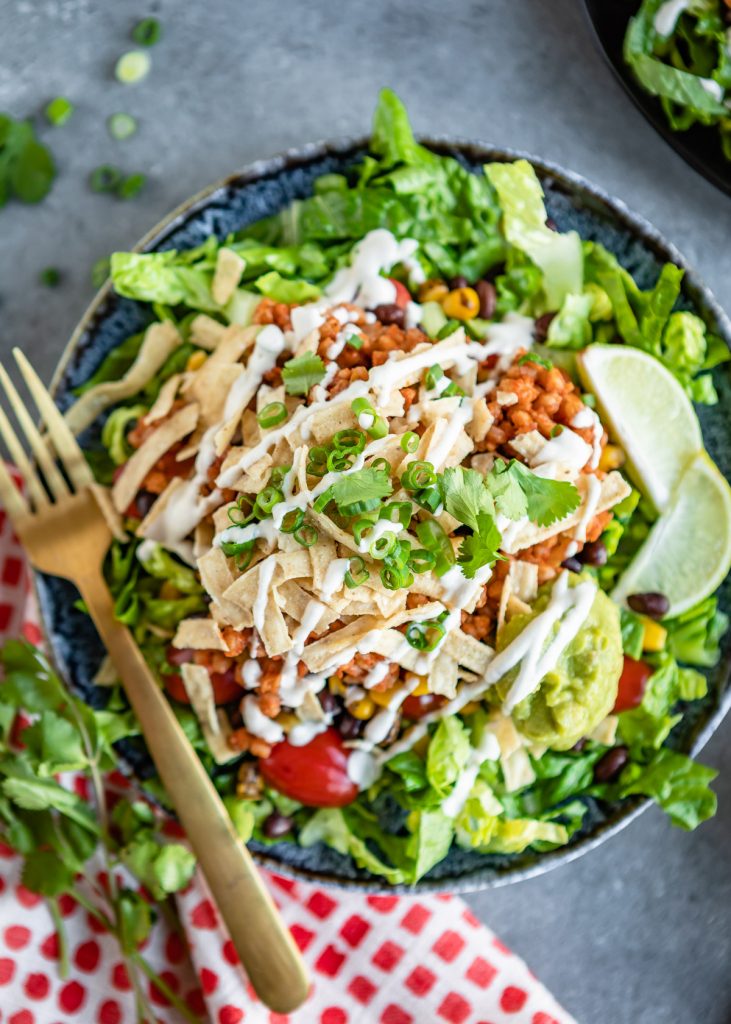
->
[132,17,162,46]
[282,353,326,396]
[45,97,74,126]
[0,113,56,206]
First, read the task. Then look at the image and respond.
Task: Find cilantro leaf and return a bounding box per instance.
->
[21,711,88,774]
[0,115,56,208]
[440,467,494,531]
[502,460,580,527]
[457,513,502,578]
[21,850,75,897]
[486,459,527,521]
[281,353,326,396]
[330,467,393,513]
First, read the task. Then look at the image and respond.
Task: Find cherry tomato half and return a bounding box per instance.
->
[164,659,244,706]
[613,656,653,713]
[388,277,411,309]
[259,727,358,808]
[401,693,446,720]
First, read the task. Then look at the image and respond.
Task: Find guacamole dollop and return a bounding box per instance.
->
[494,581,623,750]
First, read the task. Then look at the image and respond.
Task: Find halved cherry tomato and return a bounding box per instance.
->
[401,693,446,720]
[163,661,244,706]
[613,655,653,713]
[259,727,358,807]
[388,277,411,309]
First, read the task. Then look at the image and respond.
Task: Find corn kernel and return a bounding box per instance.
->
[328,676,346,696]
[159,581,181,600]
[351,696,376,720]
[418,279,449,303]
[442,287,480,321]
[642,618,667,653]
[599,443,625,473]
[410,679,431,698]
[460,701,482,715]
[370,688,395,708]
[186,350,207,372]
[276,711,299,731]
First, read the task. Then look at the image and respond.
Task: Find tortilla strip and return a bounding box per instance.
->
[200,324,255,371]
[512,561,539,604]
[222,549,310,609]
[190,314,227,351]
[65,321,181,435]
[187,363,243,429]
[146,373,182,423]
[277,581,336,632]
[430,649,459,698]
[300,617,383,673]
[111,402,199,513]
[180,664,236,764]
[486,712,525,759]
[194,520,214,559]
[467,398,494,443]
[197,546,251,628]
[172,617,227,651]
[590,714,619,746]
[501,747,536,792]
[91,483,128,542]
[212,247,245,306]
[510,430,548,464]
[501,471,631,555]
[92,655,117,687]
[442,630,494,674]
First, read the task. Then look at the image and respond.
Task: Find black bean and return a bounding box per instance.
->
[546,217,559,232]
[476,279,497,320]
[373,303,405,328]
[578,540,608,567]
[135,490,157,518]
[262,812,294,839]
[593,746,629,784]
[318,689,338,715]
[449,275,469,290]
[533,312,555,342]
[627,592,669,620]
[561,556,583,574]
[336,712,363,739]
[571,738,587,753]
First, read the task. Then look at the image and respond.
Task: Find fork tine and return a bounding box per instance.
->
[0,363,70,501]
[0,403,48,510]
[0,458,30,523]
[12,349,94,493]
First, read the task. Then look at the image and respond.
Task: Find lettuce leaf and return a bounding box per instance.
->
[426,717,471,797]
[545,292,593,349]
[484,159,583,309]
[299,808,409,885]
[618,749,717,830]
[664,597,729,668]
[101,404,146,466]
[136,541,203,594]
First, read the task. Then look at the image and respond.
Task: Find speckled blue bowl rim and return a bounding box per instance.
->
[39,135,731,895]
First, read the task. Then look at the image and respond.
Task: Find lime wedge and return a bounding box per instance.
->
[612,451,731,617]
[577,344,702,512]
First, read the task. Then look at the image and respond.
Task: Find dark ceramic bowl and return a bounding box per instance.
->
[583,0,731,198]
[37,137,731,893]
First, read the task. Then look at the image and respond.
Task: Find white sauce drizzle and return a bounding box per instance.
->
[319,558,350,602]
[571,407,603,469]
[564,473,603,558]
[242,695,284,744]
[653,0,689,36]
[531,428,592,478]
[252,555,276,637]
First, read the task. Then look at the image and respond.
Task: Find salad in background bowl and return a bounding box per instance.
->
[41,91,731,888]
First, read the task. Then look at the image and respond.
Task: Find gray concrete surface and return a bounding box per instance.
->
[1,1,729,1021]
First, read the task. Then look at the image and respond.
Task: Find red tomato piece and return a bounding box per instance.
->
[163,673,190,705]
[259,727,358,807]
[388,277,411,308]
[163,661,244,706]
[401,693,446,720]
[613,656,653,713]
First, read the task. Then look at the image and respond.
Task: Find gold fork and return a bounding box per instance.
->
[0,350,309,1014]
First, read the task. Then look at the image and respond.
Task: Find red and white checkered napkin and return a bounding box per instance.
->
[0,472,576,1024]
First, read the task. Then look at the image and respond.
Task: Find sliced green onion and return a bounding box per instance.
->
[379,501,412,529]
[45,97,74,126]
[326,448,356,472]
[367,415,388,440]
[351,397,373,417]
[333,428,365,453]
[415,518,455,577]
[279,507,305,534]
[257,401,288,429]
[370,457,391,474]
[117,172,146,200]
[345,555,369,589]
[132,17,162,46]
[313,487,334,513]
[388,539,412,567]
[381,564,414,591]
[220,539,255,571]
[340,496,383,516]
[351,397,386,439]
[409,549,436,574]
[401,460,437,491]
[442,381,464,398]
[39,267,60,287]
[437,318,461,340]
[405,619,446,652]
[115,49,151,84]
[228,494,256,526]
[90,165,123,193]
[346,334,363,350]
[294,523,318,547]
[370,532,397,560]
[307,445,329,477]
[352,515,378,546]
[425,365,444,390]
[413,486,442,513]
[255,486,283,516]
[269,464,292,488]
[107,112,138,140]
[400,431,419,454]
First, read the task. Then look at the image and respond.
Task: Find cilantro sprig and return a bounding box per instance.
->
[282,352,326,396]
[330,466,393,514]
[0,113,56,207]
[0,641,199,1024]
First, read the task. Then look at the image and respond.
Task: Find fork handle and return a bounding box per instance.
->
[77,575,310,1014]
